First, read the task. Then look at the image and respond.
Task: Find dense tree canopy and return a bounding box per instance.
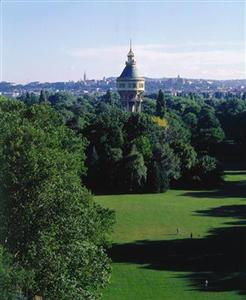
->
[0,97,114,299]
[16,89,246,192]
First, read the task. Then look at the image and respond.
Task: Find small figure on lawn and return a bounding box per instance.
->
[205,279,208,287]
[176,227,180,234]
[190,232,193,239]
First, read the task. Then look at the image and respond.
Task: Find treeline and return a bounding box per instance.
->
[17,89,246,193]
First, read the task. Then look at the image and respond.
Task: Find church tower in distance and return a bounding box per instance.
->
[117,42,145,112]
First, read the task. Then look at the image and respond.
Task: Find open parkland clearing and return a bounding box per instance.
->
[96,171,246,300]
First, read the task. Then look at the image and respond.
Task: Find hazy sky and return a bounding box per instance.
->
[0,0,245,83]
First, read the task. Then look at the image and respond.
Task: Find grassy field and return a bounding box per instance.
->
[96,171,246,300]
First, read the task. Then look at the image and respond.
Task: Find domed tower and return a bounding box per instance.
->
[117,42,145,112]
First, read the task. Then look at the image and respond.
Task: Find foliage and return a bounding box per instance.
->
[17,89,246,191]
[195,105,225,149]
[146,145,180,192]
[152,116,168,128]
[171,141,197,171]
[133,136,152,161]
[0,97,115,299]
[188,155,223,188]
[84,107,181,193]
[119,146,147,192]
[0,246,33,300]
[39,90,47,103]
[233,111,246,145]
[183,112,198,131]
[155,89,166,118]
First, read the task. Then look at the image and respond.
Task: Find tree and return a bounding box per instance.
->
[104,89,113,105]
[155,89,166,118]
[123,113,152,142]
[242,92,246,101]
[233,111,246,145]
[183,112,198,130]
[172,141,197,172]
[0,98,115,299]
[142,97,156,115]
[147,145,180,192]
[18,92,39,106]
[133,135,152,161]
[84,107,126,192]
[0,246,33,300]
[39,90,47,103]
[120,145,147,192]
[195,105,225,150]
[166,113,191,144]
[191,155,223,188]
[48,91,76,108]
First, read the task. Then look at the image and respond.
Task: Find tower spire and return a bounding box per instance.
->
[127,39,135,64]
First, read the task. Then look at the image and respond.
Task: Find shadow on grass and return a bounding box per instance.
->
[181,179,246,199]
[109,177,246,295]
[109,225,246,295]
[108,174,246,295]
[225,171,246,176]
[196,204,246,225]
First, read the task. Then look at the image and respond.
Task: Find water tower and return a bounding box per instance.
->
[117,42,145,112]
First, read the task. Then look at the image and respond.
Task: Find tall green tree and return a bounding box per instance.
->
[0,97,114,300]
[39,90,47,103]
[155,89,166,119]
[147,145,180,192]
[120,145,147,192]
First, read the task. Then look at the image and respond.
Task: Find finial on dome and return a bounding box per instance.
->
[127,39,135,64]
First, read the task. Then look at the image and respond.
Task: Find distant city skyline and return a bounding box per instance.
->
[0,1,245,83]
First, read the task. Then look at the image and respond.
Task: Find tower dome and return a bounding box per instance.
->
[117,42,145,112]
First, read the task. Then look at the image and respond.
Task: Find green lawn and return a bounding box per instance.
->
[96,171,246,300]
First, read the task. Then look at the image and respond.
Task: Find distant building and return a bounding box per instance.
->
[83,71,87,83]
[117,42,145,112]
[177,74,185,85]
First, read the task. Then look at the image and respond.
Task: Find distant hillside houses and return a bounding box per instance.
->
[0,77,245,98]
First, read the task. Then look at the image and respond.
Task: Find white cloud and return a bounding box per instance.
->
[64,43,246,80]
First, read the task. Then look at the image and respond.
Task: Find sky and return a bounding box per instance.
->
[0,0,245,83]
